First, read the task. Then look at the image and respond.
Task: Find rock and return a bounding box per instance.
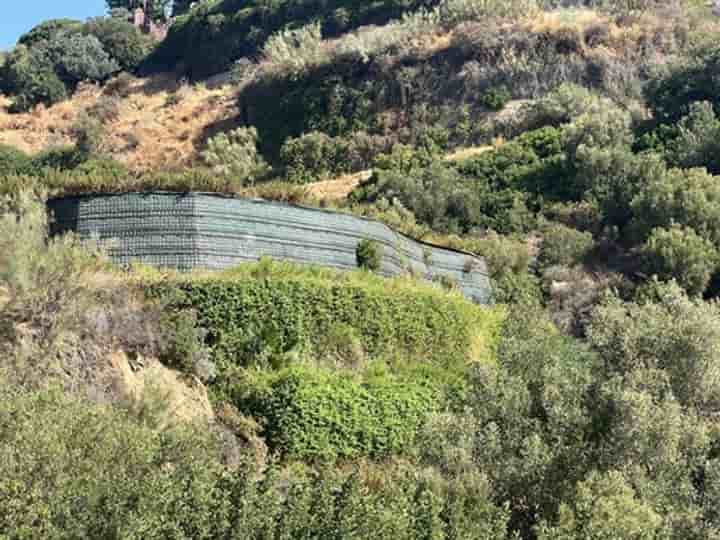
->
[110,351,214,428]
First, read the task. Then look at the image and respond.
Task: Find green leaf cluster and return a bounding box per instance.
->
[237,366,438,460]
[150,261,499,371]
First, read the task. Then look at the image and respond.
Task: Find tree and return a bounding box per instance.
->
[642,225,719,297]
[46,34,119,88]
[630,166,720,246]
[84,17,154,72]
[537,471,663,540]
[588,281,720,413]
[665,101,720,174]
[1,44,68,111]
[17,19,82,47]
[200,127,269,184]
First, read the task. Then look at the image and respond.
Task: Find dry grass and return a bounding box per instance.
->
[307,170,373,201]
[526,8,607,34]
[444,145,495,161]
[111,351,214,428]
[0,73,240,172]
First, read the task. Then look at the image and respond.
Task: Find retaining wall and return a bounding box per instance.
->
[47,192,492,303]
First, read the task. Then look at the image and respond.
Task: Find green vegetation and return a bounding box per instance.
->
[355,239,382,271]
[148,260,499,371]
[8,0,720,538]
[237,366,438,460]
[143,0,437,79]
[0,16,153,111]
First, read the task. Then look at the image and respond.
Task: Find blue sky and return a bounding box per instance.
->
[1,0,108,50]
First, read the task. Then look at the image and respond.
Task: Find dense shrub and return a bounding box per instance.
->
[261,22,328,76]
[577,147,665,232]
[588,280,720,412]
[538,223,594,268]
[645,44,720,124]
[30,146,88,172]
[480,85,512,110]
[83,17,154,72]
[0,145,32,176]
[537,471,663,540]
[629,166,720,246]
[280,131,347,183]
[17,18,82,47]
[49,34,119,88]
[0,387,229,539]
[356,239,382,271]
[1,17,150,111]
[420,304,599,536]
[1,46,69,112]
[2,32,118,111]
[0,383,510,539]
[200,127,269,183]
[237,366,438,460]
[354,128,572,234]
[641,225,718,296]
[149,261,501,371]
[664,101,720,174]
[143,0,437,79]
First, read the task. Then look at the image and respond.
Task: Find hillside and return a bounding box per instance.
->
[5,0,720,538]
[0,74,239,171]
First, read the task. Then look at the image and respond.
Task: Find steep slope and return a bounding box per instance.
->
[0,74,239,171]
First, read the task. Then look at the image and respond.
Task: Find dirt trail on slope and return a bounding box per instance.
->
[306,145,495,201]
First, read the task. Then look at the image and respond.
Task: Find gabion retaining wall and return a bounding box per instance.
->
[47,192,492,304]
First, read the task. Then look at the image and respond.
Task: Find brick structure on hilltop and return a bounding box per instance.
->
[131,1,170,40]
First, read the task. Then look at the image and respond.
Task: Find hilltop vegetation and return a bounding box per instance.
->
[6,0,720,538]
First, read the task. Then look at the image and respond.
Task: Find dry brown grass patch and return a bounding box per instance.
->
[0,74,240,172]
[307,170,373,201]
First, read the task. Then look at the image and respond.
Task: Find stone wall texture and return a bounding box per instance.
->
[48,192,492,304]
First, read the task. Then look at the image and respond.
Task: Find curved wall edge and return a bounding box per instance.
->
[47,192,493,304]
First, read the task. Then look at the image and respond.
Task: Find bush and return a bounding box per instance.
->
[588,280,720,411]
[237,366,438,460]
[30,33,118,90]
[492,270,543,306]
[576,147,664,232]
[0,387,227,539]
[480,85,512,111]
[30,146,87,172]
[261,22,328,76]
[664,101,720,174]
[0,384,511,540]
[280,131,345,183]
[642,225,719,296]
[7,64,68,112]
[83,17,154,72]
[645,44,720,124]
[143,0,434,79]
[538,223,594,269]
[0,145,32,176]
[200,127,269,184]
[630,166,720,246]
[148,261,501,371]
[356,239,382,271]
[537,471,663,540]
[438,0,540,25]
[2,32,118,111]
[521,84,607,130]
[17,18,82,47]
[71,112,106,156]
[356,157,536,235]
